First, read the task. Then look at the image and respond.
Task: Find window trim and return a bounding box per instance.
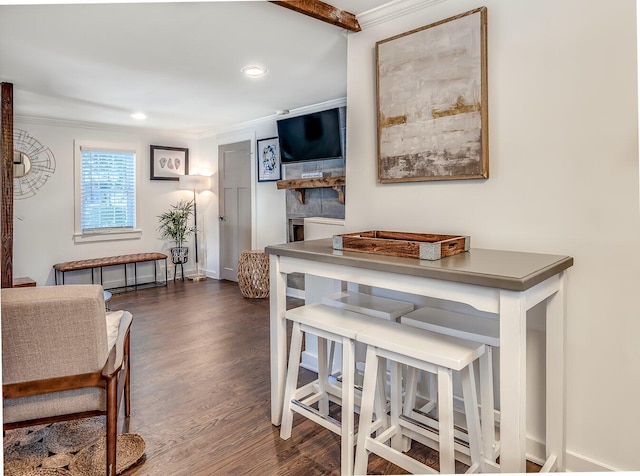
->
[73,140,142,243]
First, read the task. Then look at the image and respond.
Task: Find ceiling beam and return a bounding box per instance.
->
[270,0,361,32]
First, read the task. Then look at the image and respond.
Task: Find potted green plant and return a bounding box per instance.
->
[157,199,196,267]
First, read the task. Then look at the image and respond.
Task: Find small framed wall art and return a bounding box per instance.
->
[257,137,282,182]
[150,145,189,181]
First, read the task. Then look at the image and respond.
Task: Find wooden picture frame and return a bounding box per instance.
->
[150,145,189,181]
[257,137,282,182]
[376,7,488,183]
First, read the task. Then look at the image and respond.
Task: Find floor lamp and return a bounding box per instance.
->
[179,174,211,281]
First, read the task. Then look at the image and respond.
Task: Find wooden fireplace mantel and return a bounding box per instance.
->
[276,176,345,205]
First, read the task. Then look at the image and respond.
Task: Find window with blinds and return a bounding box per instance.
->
[80,148,136,233]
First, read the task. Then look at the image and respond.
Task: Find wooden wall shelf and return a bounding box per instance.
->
[276,176,346,204]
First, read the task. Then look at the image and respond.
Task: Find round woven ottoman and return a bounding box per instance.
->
[238,250,270,298]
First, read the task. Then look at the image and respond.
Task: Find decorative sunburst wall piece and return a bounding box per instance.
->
[13,128,56,199]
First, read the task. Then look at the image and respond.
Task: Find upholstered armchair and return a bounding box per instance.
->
[2,285,132,476]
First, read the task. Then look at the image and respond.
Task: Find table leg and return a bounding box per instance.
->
[270,255,288,425]
[499,289,527,473]
[545,271,566,471]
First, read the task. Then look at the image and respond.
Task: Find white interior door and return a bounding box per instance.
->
[218,140,251,281]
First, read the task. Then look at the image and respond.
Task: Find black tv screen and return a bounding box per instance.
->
[277,108,343,162]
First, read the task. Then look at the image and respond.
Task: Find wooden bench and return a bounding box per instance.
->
[53,253,168,291]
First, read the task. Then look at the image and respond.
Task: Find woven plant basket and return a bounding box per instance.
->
[237,250,270,299]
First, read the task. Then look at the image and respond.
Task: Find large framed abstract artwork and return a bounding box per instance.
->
[376,7,488,183]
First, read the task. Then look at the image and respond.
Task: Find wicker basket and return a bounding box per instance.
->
[237,250,270,299]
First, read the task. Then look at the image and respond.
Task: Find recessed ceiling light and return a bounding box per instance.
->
[241,65,267,77]
[131,112,147,120]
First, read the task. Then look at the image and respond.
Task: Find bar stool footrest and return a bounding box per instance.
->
[408,409,472,450]
[365,429,438,475]
[465,463,481,474]
[540,455,558,473]
[291,399,342,434]
[400,415,474,464]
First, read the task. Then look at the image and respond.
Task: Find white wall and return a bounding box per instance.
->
[12,119,211,286]
[347,0,638,470]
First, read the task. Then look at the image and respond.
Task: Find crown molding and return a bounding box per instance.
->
[15,97,349,142]
[14,114,202,140]
[357,0,447,29]
[204,97,347,140]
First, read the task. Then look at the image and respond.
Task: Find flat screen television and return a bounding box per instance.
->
[277,108,343,163]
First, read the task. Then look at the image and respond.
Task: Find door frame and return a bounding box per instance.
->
[217,132,256,279]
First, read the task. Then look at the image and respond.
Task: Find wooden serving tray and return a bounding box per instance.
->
[332,231,470,261]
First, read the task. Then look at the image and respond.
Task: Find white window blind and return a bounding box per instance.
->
[80,148,136,233]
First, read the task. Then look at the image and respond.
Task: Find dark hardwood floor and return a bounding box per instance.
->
[113,279,537,475]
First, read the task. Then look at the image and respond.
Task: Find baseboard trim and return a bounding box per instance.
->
[300,351,317,372]
[98,273,172,290]
[526,436,547,467]
[565,450,623,472]
[286,287,305,299]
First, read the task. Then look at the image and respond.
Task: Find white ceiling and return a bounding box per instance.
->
[0,1,391,135]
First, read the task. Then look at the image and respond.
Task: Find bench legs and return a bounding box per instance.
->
[54,258,169,289]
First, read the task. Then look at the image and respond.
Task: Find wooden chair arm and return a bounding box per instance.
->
[102,312,133,380]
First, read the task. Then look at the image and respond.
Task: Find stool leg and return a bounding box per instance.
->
[429,372,439,418]
[341,336,356,476]
[480,346,497,461]
[374,357,388,432]
[280,322,304,440]
[461,362,485,472]
[402,366,419,451]
[437,367,455,474]
[317,337,329,416]
[328,340,337,376]
[389,360,403,451]
[404,366,418,415]
[354,346,379,476]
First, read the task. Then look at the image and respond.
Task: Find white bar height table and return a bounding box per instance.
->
[266,238,573,473]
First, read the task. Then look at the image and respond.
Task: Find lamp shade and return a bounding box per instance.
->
[179,174,211,192]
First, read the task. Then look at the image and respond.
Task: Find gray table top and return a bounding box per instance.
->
[265,238,573,291]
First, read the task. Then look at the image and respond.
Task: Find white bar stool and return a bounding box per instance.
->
[322,291,414,377]
[354,319,486,475]
[280,303,388,476]
[401,307,500,464]
[322,291,415,321]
